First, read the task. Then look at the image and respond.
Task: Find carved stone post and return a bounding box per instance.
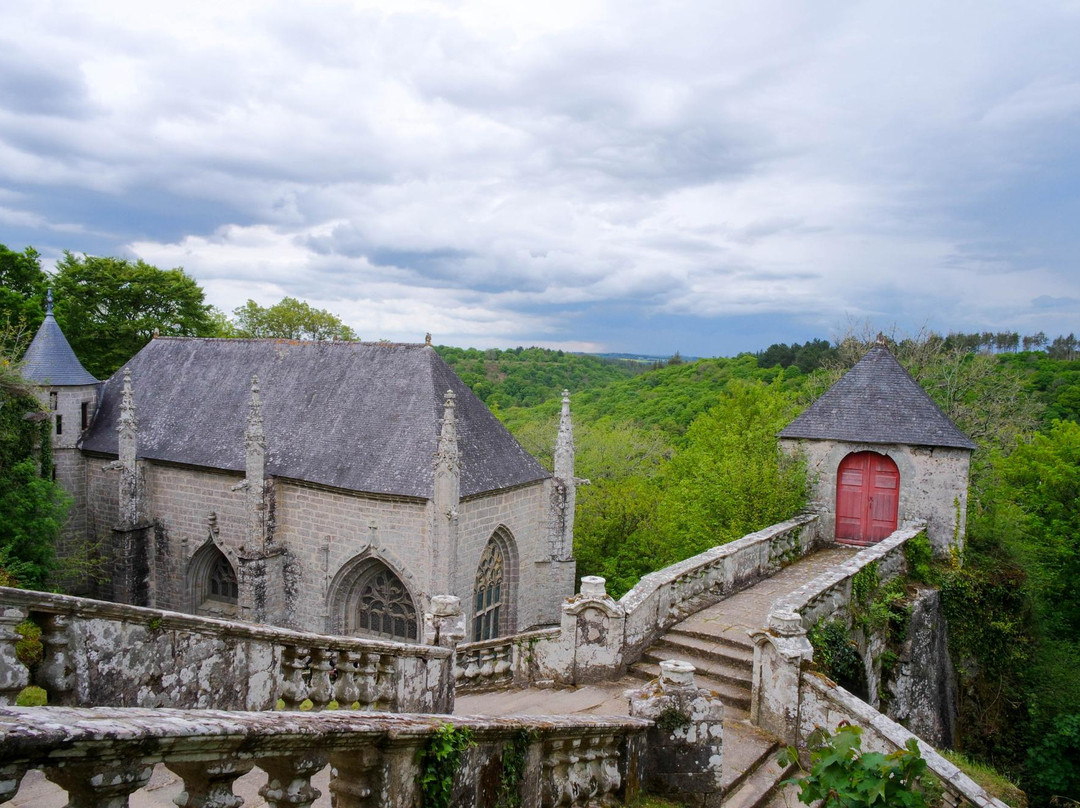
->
[37,613,75,705]
[424,594,465,713]
[259,752,328,808]
[328,747,383,808]
[629,660,725,806]
[170,759,255,808]
[45,761,153,808]
[749,610,814,745]
[561,576,626,684]
[0,606,28,706]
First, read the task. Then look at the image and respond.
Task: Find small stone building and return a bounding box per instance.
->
[778,340,975,554]
[23,309,578,642]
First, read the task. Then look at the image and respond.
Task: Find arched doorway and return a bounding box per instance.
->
[836,451,899,544]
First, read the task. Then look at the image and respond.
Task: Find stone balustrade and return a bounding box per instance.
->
[769,522,923,632]
[455,627,561,691]
[799,673,1010,808]
[0,587,452,713]
[0,706,650,808]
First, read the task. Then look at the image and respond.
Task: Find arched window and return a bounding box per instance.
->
[354,564,419,642]
[189,541,238,617]
[473,540,505,641]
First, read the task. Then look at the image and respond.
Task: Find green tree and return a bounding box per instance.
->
[0,243,47,338]
[657,380,806,559]
[52,253,216,378]
[231,297,357,341]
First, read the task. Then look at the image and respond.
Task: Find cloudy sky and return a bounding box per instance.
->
[2,1,1079,355]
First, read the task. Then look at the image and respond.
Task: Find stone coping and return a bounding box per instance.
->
[0,706,651,759]
[769,521,925,621]
[801,673,1009,808]
[457,626,561,653]
[0,587,451,660]
[619,514,818,613]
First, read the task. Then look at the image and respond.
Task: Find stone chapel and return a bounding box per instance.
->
[21,298,578,643]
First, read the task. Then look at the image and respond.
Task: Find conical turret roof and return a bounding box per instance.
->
[779,343,976,450]
[20,292,98,386]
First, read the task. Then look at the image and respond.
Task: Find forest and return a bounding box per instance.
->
[2,242,1079,804]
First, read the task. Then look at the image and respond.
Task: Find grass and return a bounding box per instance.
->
[15,686,47,706]
[627,795,691,808]
[941,750,1028,808]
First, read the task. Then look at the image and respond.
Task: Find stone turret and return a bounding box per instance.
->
[432,389,462,596]
[116,368,140,529]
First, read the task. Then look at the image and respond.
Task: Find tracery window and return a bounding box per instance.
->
[190,541,238,618]
[208,553,238,602]
[473,540,505,641]
[355,565,418,642]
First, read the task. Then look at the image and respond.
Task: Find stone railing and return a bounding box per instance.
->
[749,523,924,744]
[0,706,650,808]
[799,673,1010,808]
[0,587,452,713]
[452,515,821,690]
[455,627,562,692]
[770,521,922,631]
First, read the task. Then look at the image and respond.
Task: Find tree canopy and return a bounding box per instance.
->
[52,252,217,379]
[0,244,47,339]
[231,297,358,341]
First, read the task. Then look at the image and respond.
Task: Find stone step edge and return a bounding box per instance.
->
[641,651,751,690]
[723,735,781,798]
[722,756,798,808]
[667,625,756,654]
[652,635,754,671]
[625,664,752,711]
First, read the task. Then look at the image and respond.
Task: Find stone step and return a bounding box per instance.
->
[626,662,751,716]
[652,633,754,673]
[641,649,751,690]
[666,625,756,656]
[722,751,797,808]
[721,721,781,796]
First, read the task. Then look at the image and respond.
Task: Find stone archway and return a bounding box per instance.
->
[188,539,238,617]
[836,451,900,544]
[328,555,420,642]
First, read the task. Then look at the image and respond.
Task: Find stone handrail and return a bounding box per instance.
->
[456,627,562,691]
[800,673,1010,808]
[619,514,819,660]
[768,522,924,632]
[0,706,651,808]
[0,587,452,713]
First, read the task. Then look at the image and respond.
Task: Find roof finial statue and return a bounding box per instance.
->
[45,288,54,317]
[117,367,138,438]
[876,332,887,346]
[425,332,432,346]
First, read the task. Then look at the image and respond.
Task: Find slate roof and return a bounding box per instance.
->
[779,344,976,450]
[20,309,99,386]
[80,338,550,499]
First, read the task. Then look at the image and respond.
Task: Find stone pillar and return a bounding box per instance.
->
[552,389,576,560]
[245,374,268,553]
[0,606,28,706]
[116,368,140,529]
[561,576,626,684]
[629,660,725,806]
[424,594,465,713]
[432,390,461,597]
[749,610,814,745]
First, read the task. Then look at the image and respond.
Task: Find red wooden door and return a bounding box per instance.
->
[835,451,899,544]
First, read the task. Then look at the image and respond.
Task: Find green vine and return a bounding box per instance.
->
[417,724,475,808]
[495,729,535,808]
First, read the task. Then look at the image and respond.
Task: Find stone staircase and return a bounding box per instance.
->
[628,627,754,718]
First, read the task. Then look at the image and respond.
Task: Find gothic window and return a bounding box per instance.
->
[355,565,418,642]
[189,541,238,618]
[473,540,505,641]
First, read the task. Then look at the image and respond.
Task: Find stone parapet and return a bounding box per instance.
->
[0,706,650,808]
[0,587,451,713]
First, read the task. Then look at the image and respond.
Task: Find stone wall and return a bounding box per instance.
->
[781,438,969,554]
[0,587,452,713]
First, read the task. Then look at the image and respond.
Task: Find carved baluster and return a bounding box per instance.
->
[375,655,396,709]
[169,760,254,808]
[0,762,27,804]
[278,646,311,710]
[462,648,481,679]
[259,752,328,808]
[0,606,28,706]
[542,739,575,808]
[307,648,334,710]
[38,613,75,705]
[334,649,361,709]
[355,652,379,709]
[328,746,382,808]
[598,736,621,803]
[479,648,495,679]
[46,761,153,808]
[493,644,511,676]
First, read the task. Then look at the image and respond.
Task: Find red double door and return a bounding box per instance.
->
[835,451,899,544]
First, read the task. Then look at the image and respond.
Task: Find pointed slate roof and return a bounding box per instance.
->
[79,337,550,499]
[779,344,976,450]
[20,293,99,386]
